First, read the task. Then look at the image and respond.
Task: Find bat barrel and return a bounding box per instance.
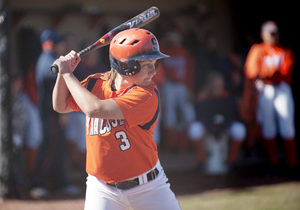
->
[50,6,160,74]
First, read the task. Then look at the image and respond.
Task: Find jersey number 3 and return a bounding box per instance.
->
[115,131,131,151]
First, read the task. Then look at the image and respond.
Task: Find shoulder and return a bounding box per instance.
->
[81,73,108,91]
[82,72,107,81]
[129,82,158,99]
[246,44,264,59]
[114,83,159,129]
[250,43,264,52]
[37,51,56,65]
[115,82,159,107]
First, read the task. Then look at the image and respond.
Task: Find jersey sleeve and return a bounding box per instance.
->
[66,94,81,112]
[66,73,103,112]
[244,44,262,79]
[281,48,295,75]
[113,85,159,129]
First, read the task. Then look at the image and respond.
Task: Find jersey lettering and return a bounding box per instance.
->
[111,119,118,127]
[263,54,283,68]
[94,118,99,135]
[115,131,131,151]
[86,116,91,134]
[86,117,125,136]
[90,118,94,135]
[86,117,130,151]
[99,118,107,135]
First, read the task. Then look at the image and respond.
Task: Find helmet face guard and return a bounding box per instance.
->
[109,28,168,76]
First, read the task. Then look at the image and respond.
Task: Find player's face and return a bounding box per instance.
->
[261,31,279,45]
[129,59,157,86]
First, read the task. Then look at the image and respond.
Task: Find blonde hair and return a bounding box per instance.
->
[105,68,119,90]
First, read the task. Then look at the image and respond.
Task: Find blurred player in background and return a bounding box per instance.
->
[11,74,42,198]
[160,30,196,152]
[189,71,246,174]
[152,64,166,146]
[241,21,296,173]
[35,29,80,197]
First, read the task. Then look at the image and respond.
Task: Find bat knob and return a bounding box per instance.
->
[50,64,59,74]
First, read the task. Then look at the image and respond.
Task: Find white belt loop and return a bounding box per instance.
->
[124,160,162,186]
[142,173,148,184]
[156,159,162,173]
[138,176,144,185]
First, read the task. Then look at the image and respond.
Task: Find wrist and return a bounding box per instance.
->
[62,72,74,79]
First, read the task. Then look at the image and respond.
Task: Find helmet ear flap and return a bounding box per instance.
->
[126,60,141,76]
[109,54,141,76]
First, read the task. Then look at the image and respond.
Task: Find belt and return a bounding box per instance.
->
[107,168,159,190]
[263,80,280,85]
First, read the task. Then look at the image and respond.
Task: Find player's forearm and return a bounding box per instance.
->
[52,74,72,113]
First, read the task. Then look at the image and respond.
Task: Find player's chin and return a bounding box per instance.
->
[142,78,152,86]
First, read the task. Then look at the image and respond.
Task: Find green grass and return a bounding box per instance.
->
[177,182,300,210]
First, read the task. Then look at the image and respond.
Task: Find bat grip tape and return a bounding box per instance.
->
[50,45,95,74]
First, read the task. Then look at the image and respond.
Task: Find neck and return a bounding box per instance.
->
[263,41,279,47]
[114,74,132,91]
[42,40,54,52]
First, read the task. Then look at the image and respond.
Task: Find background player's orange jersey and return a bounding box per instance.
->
[244,43,295,84]
[160,45,195,91]
[67,73,159,183]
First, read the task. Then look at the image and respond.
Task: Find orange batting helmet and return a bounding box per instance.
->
[109,28,169,76]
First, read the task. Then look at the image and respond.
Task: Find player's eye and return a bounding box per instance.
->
[142,63,151,68]
[140,60,156,69]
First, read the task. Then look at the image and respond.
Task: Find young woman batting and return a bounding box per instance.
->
[52,28,181,210]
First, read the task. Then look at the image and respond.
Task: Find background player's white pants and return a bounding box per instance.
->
[188,121,246,142]
[65,112,86,152]
[161,80,195,129]
[257,81,295,139]
[84,160,181,210]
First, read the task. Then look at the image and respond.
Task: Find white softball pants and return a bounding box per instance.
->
[84,160,181,210]
[257,81,295,139]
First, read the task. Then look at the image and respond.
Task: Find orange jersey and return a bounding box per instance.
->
[160,45,195,91]
[244,43,295,84]
[66,73,159,183]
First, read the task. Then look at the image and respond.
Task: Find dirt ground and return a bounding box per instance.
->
[1,151,299,210]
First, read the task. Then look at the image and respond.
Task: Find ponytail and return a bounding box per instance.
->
[105,69,118,91]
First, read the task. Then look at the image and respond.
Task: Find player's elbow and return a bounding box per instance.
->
[81,103,102,118]
[53,106,66,114]
[82,100,125,119]
[53,102,69,114]
[52,102,60,113]
[83,108,96,118]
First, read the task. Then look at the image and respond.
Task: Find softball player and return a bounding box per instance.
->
[243,21,296,169]
[52,28,181,210]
